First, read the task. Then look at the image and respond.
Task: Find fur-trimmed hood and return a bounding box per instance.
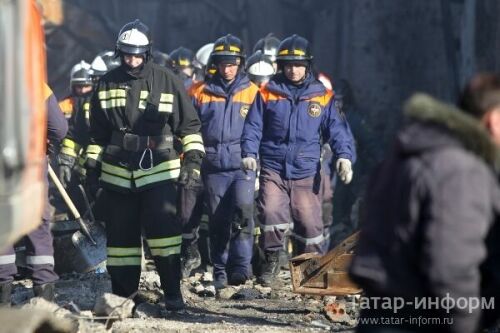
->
[398,93,500,169]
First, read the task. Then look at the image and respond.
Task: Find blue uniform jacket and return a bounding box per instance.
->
[241,74,356,179]
[190,73,259,172]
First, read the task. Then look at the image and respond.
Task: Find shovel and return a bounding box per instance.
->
[48,164,96,244]
[48,164,107,273]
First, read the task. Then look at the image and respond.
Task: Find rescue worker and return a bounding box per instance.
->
[152,50,170,68]
[246,50,275,87]
[58,61,94,192]
[169,47,195,90]
[0,84,68,305]
[90,50,121,81]
[253,33,281,72]
[85,19,204,311]
[190,34,259,288]
[193,43,214,82]
[241,34,356,286]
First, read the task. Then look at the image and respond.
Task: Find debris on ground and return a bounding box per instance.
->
[7,266,361,332]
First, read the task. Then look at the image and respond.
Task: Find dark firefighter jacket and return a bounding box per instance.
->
[86,60,204,192]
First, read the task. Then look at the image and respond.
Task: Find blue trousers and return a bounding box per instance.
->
[203,169,255,281]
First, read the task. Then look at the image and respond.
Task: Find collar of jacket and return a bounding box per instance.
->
[122,59,153,79]
[265,73,326,100]
[404,93,500,169]
[204,72,250,97]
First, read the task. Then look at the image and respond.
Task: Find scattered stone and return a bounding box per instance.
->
[79,310,94,318]
[21,297,72,318]
[203,285,216,297]
[217,287,237,300]
[323,296,337,305]
[93,293,135,319]
[201,271,213,282]
[231,288,261,300]
[254,284,272,296]
[134,302,162,318]
[140,271,161,291]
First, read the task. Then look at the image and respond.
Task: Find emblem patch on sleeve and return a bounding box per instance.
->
[240,104,250,118]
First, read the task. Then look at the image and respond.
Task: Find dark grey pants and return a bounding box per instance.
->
[257,168,324,254]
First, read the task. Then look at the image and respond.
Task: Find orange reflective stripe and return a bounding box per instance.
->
[309,91,334,107]
[260,88,285,103]
[58,98,73,114]
[232,83,259,104]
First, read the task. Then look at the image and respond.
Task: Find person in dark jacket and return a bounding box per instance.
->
[241,34,356,286]
[86,20,204,311]
[0,83,68,305]
[349,74,500,333]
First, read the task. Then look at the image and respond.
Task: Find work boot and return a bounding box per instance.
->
[0,282,12,307]
[33,282,55,302]
[181,242,201,278]
[257,251,281,287]
[164,294,186,312]
[228,272,247,286]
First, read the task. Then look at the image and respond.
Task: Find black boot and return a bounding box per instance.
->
[257,251,281,287]
[33,282,55,302]
[156,255,186,312]
[181,242,201,278]
[0,282,12,306]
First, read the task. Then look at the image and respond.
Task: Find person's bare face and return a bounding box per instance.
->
[181,67,194,77]
[217,63,239,82]
[73,84,93,95]
[123,54,144,68]
[283,63,307,83]
[482,107,500,146]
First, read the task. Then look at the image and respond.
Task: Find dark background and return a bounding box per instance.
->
[44,0,500,228]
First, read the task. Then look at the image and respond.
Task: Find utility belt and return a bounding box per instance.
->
[110,131,174,152]
[110,131,174,171]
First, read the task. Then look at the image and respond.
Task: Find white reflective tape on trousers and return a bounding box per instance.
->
[0,255,16,265]
[26,255,55,265]
[260,223,291,232]
[292,233,324,245]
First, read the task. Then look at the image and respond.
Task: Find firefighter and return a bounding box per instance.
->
[0,84,68,305]
[193,43,214,82]
[241,34,356,286]
[58,61,94,192]
[253,33,281,72]
[246,50,275,87]
[169,47,195,90]
[190,34,259,289]
[85,19,204,311]
[90,50,121,81]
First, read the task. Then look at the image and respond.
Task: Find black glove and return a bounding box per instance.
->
[58,153,76,188]
[178,151,203,188]
[86,168,101,200]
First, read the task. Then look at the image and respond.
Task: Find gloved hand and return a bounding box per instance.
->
[336,158,353,184]
[241,157,257,172]
[178,151,203,188]
[57,153,76,188]
[85,168,101,199]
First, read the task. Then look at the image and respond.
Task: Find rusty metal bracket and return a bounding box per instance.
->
[289,231,362,296]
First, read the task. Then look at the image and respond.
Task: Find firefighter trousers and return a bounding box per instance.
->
[104,181,182,299]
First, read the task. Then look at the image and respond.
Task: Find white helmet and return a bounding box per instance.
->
[70,60,93,87]
[195,43,214,67]
[116,19,152,57]
[246,51,275,85]
[91,50,121,77]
